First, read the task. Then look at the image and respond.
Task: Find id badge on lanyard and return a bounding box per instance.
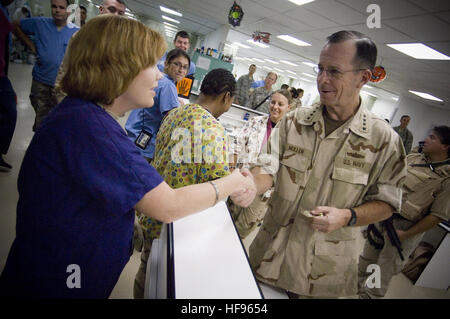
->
[135,129,152,150]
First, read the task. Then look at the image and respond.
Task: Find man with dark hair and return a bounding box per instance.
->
[245,71,277,113]
[280,84,289,90]
[157,30,196,76]
[393,115,414,154]
[12,0,79,131]
[99,0,125,15]
[79,5,87,26]
[235,64,256,106]
[359,125,450,298]
[244,30,406,298]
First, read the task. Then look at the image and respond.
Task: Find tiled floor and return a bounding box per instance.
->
[1,62,449,299]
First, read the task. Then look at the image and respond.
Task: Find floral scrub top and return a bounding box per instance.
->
[137,103,231,239]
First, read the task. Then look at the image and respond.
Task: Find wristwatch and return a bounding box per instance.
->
[347,208,357,226]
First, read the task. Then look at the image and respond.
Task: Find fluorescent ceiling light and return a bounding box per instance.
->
[288,0,316,6]
[232,42,251,49]
[277,35,311,46]
[280,60,298,66]
[263,66,272,71]
[286,70,297,75]
[247,39,269,48]
[387,43,450,60]
[392,97,399,101]
[363,84,374,89]
[273,68,284,73]
[233,56,244,60]
[408,90,443,102]
[302,72,315,78]
[299,77,313,82]
[252,58,264,63]
[264,58,279,64]
[162,15,180,24]
[164,25,178,30]
[302,62,316,67]
[160,6,182,17]
[163,22,178,28]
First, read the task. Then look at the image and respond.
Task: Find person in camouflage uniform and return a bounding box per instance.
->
[245,31,407,298]
[235,64,256,106]
[393,115,414,154]
[245,72,277,114]
[358,125,450,298]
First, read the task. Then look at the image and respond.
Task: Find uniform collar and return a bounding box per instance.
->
[297,97,371,140]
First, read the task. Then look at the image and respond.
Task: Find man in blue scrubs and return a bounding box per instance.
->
[157,30,196,76]
[12,0,78,131]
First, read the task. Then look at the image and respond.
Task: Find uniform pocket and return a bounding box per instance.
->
[277,149,310,201]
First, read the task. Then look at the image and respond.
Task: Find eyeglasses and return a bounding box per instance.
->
[170,61,189,71]
[313,65,366,79]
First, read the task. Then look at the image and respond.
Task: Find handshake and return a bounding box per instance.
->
[229,168,258,208]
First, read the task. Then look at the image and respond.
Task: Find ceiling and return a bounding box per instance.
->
[123,0,450,110]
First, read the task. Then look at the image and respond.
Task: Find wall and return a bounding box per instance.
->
[391,96,450,145]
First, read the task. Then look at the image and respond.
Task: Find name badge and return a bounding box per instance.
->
[135,129,152,150]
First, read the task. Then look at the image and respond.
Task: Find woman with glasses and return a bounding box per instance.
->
[125,48,190,162]
[133,68,241,298]
[0,16,255,298]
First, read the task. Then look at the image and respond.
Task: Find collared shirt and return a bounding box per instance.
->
[401,153,450,222]
[20,17,78,86]
[235,74,254,106]
[245,86,272,114]
[393,126,413,154]
[249,101,407,297]
[125,73,180,159]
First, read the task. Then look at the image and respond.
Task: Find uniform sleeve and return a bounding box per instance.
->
[430,178,450,221]
[245,90,256,109]
[229,117,251,156]
[20,17,38,35]
[363,131,407,212]
[158,81,180,115]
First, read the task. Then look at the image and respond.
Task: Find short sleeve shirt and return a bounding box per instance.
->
[125,74,180,159]
[20,18,78,86]
[0,97,164,298]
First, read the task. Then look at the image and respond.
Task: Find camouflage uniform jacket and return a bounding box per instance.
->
[400,153,450,222]
[249,102,407,297]
[235,74,254,106]
[230,115,269,167]
[245,86,272,114]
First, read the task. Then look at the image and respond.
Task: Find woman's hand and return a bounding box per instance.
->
[230,168,257,207]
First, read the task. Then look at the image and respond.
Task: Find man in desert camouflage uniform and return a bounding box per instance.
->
[246,30,407,298]
[358,125,450,298]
